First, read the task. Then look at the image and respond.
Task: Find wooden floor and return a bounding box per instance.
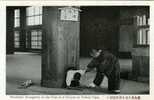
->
[6,53,149,95]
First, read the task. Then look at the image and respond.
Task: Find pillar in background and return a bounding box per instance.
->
[41,7,80,88]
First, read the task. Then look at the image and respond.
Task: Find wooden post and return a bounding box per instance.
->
[41,7,80,88]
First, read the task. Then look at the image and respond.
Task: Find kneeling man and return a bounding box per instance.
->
[85,49,120,94]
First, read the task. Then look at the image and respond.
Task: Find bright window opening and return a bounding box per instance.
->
[26,7,42,26]
[31,30,42,49]
[14,31,20,48]
[14,9,20,27]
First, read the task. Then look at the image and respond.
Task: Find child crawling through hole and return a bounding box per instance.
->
[66,49,120,94]
[70,72,81,87]
[65,67,85,90]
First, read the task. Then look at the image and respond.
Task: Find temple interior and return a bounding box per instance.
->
[6,6,149,94]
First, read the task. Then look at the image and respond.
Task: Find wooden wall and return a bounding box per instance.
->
[119,7,135,58]
[132,47,149,81]
[80,7,120,57]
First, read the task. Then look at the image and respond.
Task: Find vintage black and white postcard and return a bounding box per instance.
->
[0,1,154,100]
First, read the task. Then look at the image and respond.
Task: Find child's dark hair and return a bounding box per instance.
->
[73,72,81,80]
[70,72,81,87]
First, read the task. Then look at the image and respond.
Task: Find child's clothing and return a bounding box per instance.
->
[87,50,120,92]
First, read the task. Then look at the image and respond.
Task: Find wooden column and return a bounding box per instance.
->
[6,7,14,54]
[41,7,80,88]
